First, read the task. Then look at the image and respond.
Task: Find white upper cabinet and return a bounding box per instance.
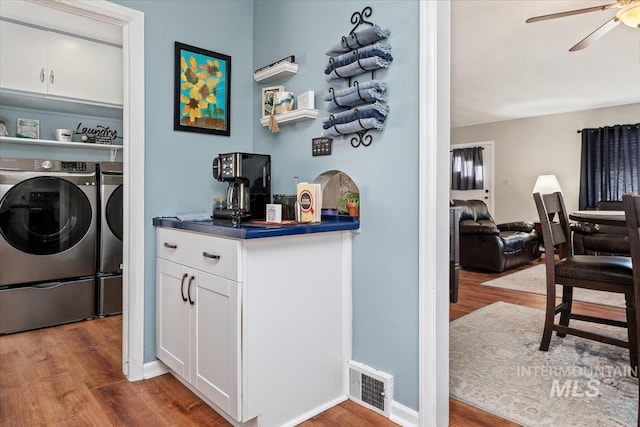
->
[0,20,123,106]
[0,21,48,94]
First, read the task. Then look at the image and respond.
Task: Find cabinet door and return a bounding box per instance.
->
[47,32,123,105]
[192,271,241,421]
[0,21,48,94]
[156,258,190,379]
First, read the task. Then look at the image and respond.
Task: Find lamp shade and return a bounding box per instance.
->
[532,174,562,195]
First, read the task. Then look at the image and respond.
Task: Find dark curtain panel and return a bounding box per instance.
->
[579,123,640,209]
[451,147,484,190]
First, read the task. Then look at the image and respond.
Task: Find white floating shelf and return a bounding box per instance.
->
[260,109,318,127]
[0,136,123,150]
[254,62,299,82]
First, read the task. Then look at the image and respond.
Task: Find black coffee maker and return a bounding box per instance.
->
[212,152,271,222]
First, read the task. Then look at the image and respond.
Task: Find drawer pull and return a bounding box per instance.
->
[164,242,178,249]
[180,273,188,302]
[187,275,195,305]
[202,252,221,260]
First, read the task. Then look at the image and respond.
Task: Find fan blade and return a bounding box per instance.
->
[526,2,618,23]
[569,17,620,51]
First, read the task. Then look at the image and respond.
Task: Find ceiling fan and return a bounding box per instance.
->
[526,0,640,51]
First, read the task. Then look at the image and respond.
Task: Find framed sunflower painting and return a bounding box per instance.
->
[174,42,231,136]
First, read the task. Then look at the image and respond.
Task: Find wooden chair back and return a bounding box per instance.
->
[533,191,571,265]
[622,192,640,425]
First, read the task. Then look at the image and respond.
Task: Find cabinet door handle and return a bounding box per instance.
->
[164,242,178,249]
[202,251,220,260]
[187,275,195,305]
[40,68,45,83]
[179,273,188,302]
[49,70,54,84]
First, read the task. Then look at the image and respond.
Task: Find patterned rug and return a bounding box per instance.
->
[481,264,625,308]
[450,302,638,427]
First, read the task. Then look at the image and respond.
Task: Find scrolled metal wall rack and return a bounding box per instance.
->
[325,6,389,148]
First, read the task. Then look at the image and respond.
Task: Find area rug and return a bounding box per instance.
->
[481,264,625,308]
[450,301,638,426]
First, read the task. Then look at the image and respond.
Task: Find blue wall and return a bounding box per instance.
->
[252,0,420,409]
[117,0,420,410]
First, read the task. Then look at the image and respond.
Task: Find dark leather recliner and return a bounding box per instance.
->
[571,200,630,256]
[452,199,541,273]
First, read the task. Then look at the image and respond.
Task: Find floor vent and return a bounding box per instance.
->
[348,360,393,417]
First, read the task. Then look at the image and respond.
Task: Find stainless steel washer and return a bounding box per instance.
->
[97,161,122,316]
[0,157,97,333]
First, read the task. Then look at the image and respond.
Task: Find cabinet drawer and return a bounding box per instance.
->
[156,228,240,281]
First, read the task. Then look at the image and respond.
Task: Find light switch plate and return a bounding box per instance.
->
[312,137,332,156]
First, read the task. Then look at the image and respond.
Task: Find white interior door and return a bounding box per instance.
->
[450,141,494,214]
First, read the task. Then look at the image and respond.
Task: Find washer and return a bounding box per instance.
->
[0,157,97,333]
[97,161,123,316]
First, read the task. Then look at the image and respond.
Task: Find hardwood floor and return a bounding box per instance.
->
[0,255,625,426]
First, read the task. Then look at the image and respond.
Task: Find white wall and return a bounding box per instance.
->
[451,103,640,223]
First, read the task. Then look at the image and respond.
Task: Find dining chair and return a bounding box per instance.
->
[622,192,640,424]
[533,191,637,373]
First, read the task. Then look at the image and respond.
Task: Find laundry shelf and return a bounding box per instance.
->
[259,109,318,127]
[0,136,123,150]
[254,62,299,82]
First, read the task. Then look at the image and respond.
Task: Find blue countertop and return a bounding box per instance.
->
[152,215,359,239]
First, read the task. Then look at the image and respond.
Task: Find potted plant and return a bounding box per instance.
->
[337,190,360,217]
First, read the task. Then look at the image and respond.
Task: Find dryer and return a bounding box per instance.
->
[97,161,123,316]
[0,157,97,333]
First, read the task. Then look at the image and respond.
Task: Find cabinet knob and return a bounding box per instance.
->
[49,70,54,84]
[202,252,220,260]
[164,242,178,249]
[40,68,45,83]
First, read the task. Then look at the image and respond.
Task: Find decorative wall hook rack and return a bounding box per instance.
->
[324,6,391,148]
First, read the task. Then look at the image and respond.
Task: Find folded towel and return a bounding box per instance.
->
[325,44,393,75]
[322,117,386,138]
[325,25,391,56]
[325,80,388,113]
[322,102,389,129]
[326,56,391,85]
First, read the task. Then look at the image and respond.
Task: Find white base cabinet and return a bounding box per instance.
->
[156,227,351,427]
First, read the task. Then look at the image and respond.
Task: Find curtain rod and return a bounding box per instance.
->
[450,146,485,152]
[577,123,639,133]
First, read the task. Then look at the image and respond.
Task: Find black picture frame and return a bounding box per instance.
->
[174,41,231,136]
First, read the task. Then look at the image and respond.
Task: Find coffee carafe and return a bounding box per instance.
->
[227,179,250,212]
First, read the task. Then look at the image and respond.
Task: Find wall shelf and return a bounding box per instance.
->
[0,136,123,151]
[259,108,318,127]
[0,89,123,120]
[254,62,299,83]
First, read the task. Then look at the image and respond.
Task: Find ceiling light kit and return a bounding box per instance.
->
[526,0,640,51]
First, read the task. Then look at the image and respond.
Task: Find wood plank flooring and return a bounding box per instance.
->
[0,255,626,426]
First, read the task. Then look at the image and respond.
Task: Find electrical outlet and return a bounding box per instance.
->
[312,137,332,156]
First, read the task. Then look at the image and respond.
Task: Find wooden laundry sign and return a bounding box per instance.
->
[75,123,119,144]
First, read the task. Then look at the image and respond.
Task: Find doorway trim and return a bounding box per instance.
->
[30,0,146,380]
[418,1,450,426]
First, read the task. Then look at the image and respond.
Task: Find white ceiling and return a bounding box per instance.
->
[451,0,640,128]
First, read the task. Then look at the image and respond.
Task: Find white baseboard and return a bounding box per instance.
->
[282,395,348,427]
[143,359,169,379]
[143,361,419,426]
[390,400,419,427]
